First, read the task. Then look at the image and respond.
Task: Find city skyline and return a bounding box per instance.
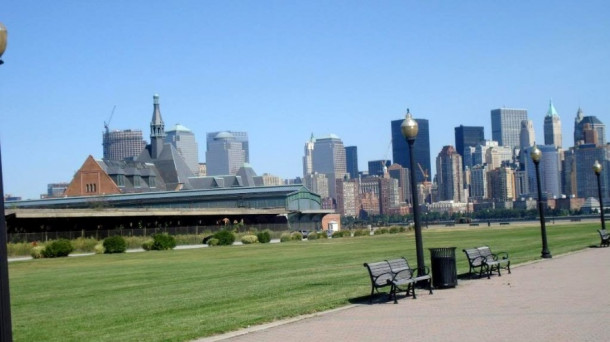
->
[1,1,609,199]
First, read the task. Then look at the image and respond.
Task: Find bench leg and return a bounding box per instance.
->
[428,279,433,295]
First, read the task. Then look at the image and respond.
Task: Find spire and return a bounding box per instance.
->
[150,94,166,159]
[546,99,558,117]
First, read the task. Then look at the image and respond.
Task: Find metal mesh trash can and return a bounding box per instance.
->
[429,247,457,288]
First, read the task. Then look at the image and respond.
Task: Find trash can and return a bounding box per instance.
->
[429,247,457,288]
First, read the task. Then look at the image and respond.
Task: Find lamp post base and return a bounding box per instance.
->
[541,251,552,259]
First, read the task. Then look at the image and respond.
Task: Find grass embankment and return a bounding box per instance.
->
[8,222,600,342]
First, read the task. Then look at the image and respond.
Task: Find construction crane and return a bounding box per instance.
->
[379,139,393,173]
[417,163,429,183]
[104,105,116,133]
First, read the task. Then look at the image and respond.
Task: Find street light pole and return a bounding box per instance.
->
[401,109,425,275]
[593,160,606,230]
[0,22,13,342]
[531,145,552,259]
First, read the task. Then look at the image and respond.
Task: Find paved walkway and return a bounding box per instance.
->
[198,247,610,342]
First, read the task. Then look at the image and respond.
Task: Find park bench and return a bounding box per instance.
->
[363,257,432,304]
[463,246,510,279]
[386,257,433,304]
[598,229,610,247]
[499,222,510,225]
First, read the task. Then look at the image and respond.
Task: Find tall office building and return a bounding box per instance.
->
[470,165,488,200]
[335,177,359,217]
[388,163,410,204]
[303,172,329,198]
[368,160,391,177]
[205,131,246,176]
[303,134,315,177]
[543,100,562,148]
[574,108,606,147]
[574,144,609,200]
[485,145,514,170]
[312,134,347,199]
[207,131,249,162]
[391,115,431,184]
[472,140,499,167]
[345,146,359,180]
[436,145,464,202]
[454,125,484,169]
[523,145,562,199]
[519,120,535,149]
[165,124,199,175]
[102,129,146,161]
[487,167,516,202]
[491,108,528,149]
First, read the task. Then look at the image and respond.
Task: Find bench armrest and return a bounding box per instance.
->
[415,265,431,277]
[494,251,509,260]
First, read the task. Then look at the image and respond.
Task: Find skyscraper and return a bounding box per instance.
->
[543,100,562,148]
[574,144,609,200]
[436,145,464,202]
[165,124,199,175]
[368,160,391,177]
[523,145,562,199]
[302,134,315,177]
[574,108,606,147]
[519,119,535,149]
[207,131,249,162]
[391,116,431,184]
[345,146,359,180]
[454,125,485,168]
[205,131,246,176]
[491,108,528,149]
[102,129,146,161]
[311,134,347,199]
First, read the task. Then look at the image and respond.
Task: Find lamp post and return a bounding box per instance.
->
[593,160,606,230]
[401,109,425,275]
[0,21,13,342]
[531,145,552,259]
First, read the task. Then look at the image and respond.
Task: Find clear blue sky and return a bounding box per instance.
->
[1,1,609,199]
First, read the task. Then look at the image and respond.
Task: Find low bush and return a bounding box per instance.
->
[256,231,272,243]
[291,232,303,241]
[174,234,206,246]
[142,240,153,251]
[389,226,400,234]
[151,233,176,250]
[42,239,74,258]
[94,243,105,254]
[207,238,219,246]
[374,228,389,235]
[353,229,369,237]
[213,230,236,246]
[280,233,292,242]
[30,246,45,259]
[241,235,258,244]
[71,237,99,253]
[103,235,127,254]
[7,242,34,257]
[306,232,318,240]
[316,231,328,239]
[332,230,351,238]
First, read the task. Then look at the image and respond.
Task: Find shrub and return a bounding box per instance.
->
[103,235,127,254]
[280,233,292,242]
[389,226,400,234]
[332,231,345,238]
[374,228,389,235]
[241,235,258,244]
[213,230,236,246]
[291,232,303,241]
[306,232,318,240]
[71,237,99,253]
[399,226,407,233]
[151,233,176,250]
[207,238,219,246]
[256,230,272,243]
[174,234,206,245]
[353,229,369,237]
[30,246,45,259]
[7,242,34,257]
[142,240,154,251]
[42,239,74,258]
[94,243,105,254]
[316,231,328,239]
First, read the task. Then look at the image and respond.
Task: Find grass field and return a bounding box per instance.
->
[8,222,601,341]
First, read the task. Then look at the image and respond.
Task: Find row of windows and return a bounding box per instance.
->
[85,184,97,193]
[115,175,156,188]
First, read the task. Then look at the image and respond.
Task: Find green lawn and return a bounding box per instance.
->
[8,222,600,341]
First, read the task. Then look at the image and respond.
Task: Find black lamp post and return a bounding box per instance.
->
[401,109,425,275]
[593,160,606,230]
[531,145,552,259]
[0,21,13,342]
